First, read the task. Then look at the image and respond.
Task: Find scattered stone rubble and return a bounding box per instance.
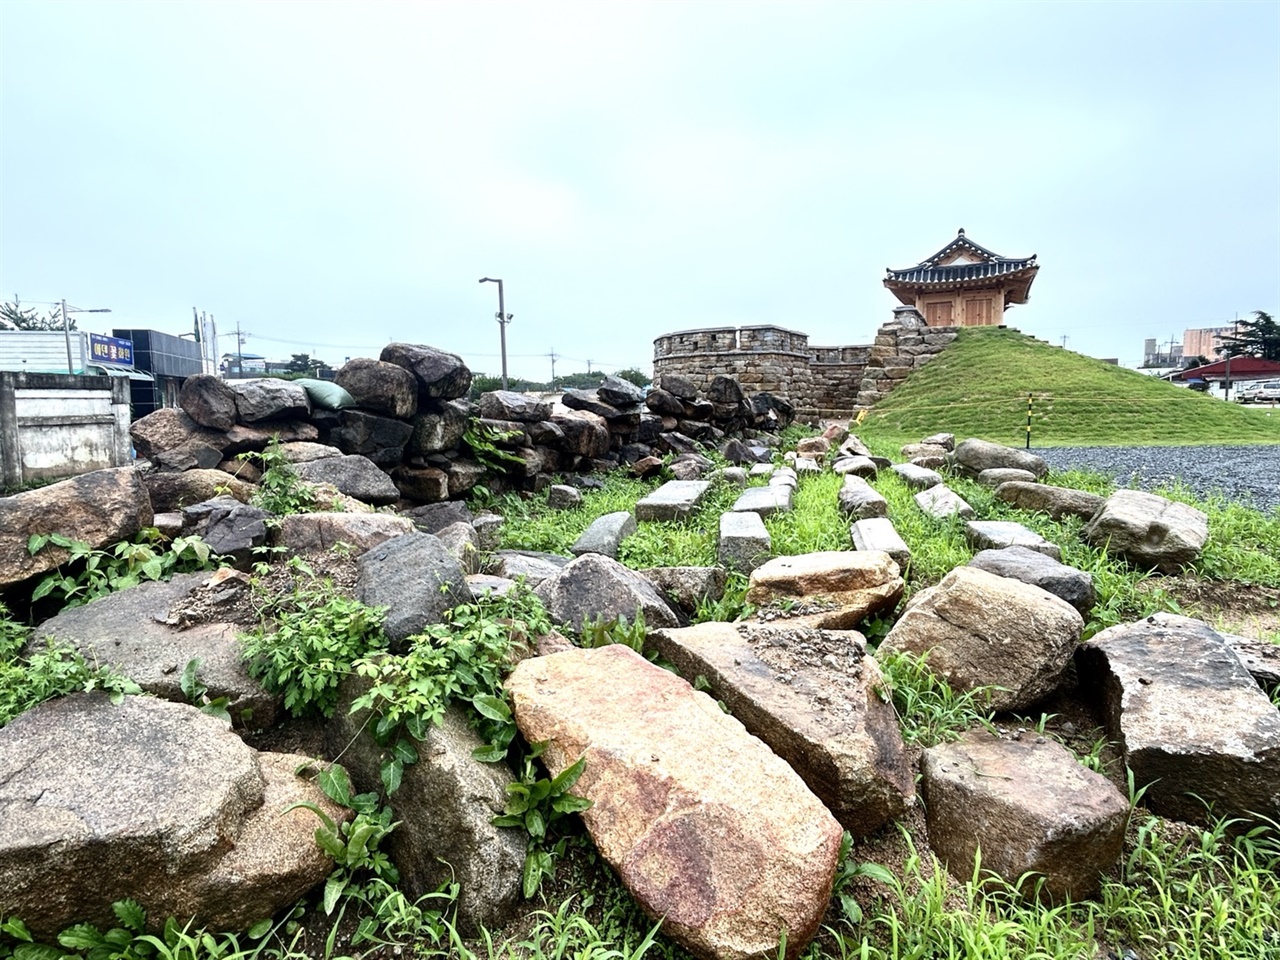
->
[3,343,1274,960]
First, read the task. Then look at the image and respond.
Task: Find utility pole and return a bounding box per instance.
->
[236,320,244,378]
[479,278,513,390]
[61,299,111,374]
[1060,335,1069,349]
[549,349,559,389]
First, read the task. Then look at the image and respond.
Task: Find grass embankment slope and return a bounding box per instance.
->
[858,326,1280,447]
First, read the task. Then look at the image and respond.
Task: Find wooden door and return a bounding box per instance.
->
[925,301,954,325]
[963,298,993,326]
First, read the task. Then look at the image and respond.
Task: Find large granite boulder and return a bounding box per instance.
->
[0,694,342,939]
[877,566,1084,712]
[227,379,311,423]
[180,496,271,566]
[130,408,222,459]
[968,546,1096,618]
[648,622,914,837]
[292,454,399,506]
[994,481,1106,522]
[150,440,224,473]
[640,567,727,616]
[271,512,416,555]
[551,410,611,460]
[923,731,1129,900]
[1077,614,1280,825]
[178,374,239,431]
[218,420,319,456]
[534,553,678,633]
[506,645,843,960]
[746,551,903,630]
[477,390,552,423]
[407,400,470,455]
[356,533,473,645]
[950,439,1049,479]
[328,410,413,466]
[597,376,646,407]
[326,687,523,932]
[144,470,255,515]
[1081,489,1209,572]
[30,572,278,726]
[335,358,418,419]
[381,343,472,400]
[0,468,153,590]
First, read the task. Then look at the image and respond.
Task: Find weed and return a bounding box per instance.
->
[27,530,219,610]
[179,658,233,725]
[242,438,317,516]
[492,744,593,898]
[0,634,142,728]
[876,651,995,747]
[240,573,388,719]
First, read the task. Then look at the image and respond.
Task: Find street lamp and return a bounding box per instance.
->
[478,278,513,390]
[61,300,111,374]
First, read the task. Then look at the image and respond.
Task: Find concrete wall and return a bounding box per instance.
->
[0,372,132,488]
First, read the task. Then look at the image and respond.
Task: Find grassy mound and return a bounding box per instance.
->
[858,326,1280,446]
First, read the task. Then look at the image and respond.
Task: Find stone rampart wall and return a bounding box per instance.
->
[653,309,961,419]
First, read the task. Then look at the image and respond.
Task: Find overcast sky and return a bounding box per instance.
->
[2,0,1277,379]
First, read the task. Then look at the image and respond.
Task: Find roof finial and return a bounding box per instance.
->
[958,227,965,236]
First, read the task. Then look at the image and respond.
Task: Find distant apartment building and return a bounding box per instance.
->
[1183,323,1242,362]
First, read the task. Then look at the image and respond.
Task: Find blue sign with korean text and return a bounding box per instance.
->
[89,333,134,367]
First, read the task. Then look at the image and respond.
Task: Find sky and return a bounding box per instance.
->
[1,0,1277,380]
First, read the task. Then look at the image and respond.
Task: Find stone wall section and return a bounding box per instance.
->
[853,306,957,412]
[652,307,956,419]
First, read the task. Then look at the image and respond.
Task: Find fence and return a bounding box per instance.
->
[0,372,133,489]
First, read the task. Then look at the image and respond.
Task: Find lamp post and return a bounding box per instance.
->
[478,278,512,390]
[61,300,111,374]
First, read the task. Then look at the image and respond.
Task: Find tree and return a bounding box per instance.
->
[1216,311,1280,362]
[0,300,69,331]
[285,353,322,375]
[612,367,651,389]
[1183,355,1211,369]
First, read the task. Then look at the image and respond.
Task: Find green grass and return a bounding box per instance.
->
[857,326,1280,447]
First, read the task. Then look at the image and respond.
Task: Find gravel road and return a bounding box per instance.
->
[1033,445,1280,514]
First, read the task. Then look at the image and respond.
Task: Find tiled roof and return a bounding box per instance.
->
[885,258,1037,285]
[885,228,1037,285]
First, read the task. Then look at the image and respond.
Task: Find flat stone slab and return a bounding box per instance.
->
[977,467,1037,488]
[570,511,637,558]
[732,484,793,517]
[635,480,711,522]
[769,467,798,488]
[493,550,571,586]
[891,462,943,490]
[964,520,1062,560]
[647,622,914,838]
[718,511,772,574]
[915,483,975,519]
[506,645,843,960]
[994,481,1105,522]
[794,457,822,475]
[837,475,888,520]
[833,456,878,478]
[748,462,775,478]
[923,731,1128,901]
[850,517,911,570]
[1077,614,1280,825]
[747,551,903,630]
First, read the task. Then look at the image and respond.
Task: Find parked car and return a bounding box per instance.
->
[1237,379,1280,403]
